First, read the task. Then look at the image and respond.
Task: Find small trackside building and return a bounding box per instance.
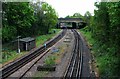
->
[19,37,36,51]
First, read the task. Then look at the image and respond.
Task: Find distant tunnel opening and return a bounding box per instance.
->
[72,22,77,29]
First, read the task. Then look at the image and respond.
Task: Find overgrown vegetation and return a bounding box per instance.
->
[2,50,28,65]
[44,44,67,66]
[44,55,56,66]
[80,2,120,77]
[2,1,58,44]
[36,29,61,47]
[33,44,67,78]
[2,29,61,65]
[65,12,84,18]
[2,1,59,65]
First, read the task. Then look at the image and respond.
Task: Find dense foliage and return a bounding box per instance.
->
[65,13,83,18]
[83,2,120,77]
[2,2,35,42]
[2,2,58,43]
[31,2,58,35]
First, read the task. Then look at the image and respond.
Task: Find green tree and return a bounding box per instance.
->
[30,2,58,35]
[2,2,35,43]
[41,2,58,34]
[85,2,120,76]
[83,11,92,32]
[73,13,83,18]
[84,11,91,25]
[2,1,58,43]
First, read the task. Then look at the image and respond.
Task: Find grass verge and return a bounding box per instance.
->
[36,29,61,47]
[1,29,61,66]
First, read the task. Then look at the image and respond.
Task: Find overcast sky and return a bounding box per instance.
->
[44,0,98,18]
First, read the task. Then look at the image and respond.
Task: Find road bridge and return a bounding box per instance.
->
[57,18,86,29]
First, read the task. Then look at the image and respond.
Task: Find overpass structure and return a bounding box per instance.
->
[58,18,83,23]
[57,18,86,29]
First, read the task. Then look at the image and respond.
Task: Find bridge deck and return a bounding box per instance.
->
[58,18,83,23]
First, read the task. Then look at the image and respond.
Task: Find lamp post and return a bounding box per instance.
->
[17,36,21,53]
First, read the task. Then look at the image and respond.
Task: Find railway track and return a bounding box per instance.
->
[64,29,83,78]
[1,29,66,79]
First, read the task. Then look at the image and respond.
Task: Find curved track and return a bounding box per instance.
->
[64,29,83,78]
[1,29,66,79]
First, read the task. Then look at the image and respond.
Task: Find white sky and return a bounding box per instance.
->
[44,0,98,18]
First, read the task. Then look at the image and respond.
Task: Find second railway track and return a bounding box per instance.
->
[1,29,66,79]
[64,29,83,78]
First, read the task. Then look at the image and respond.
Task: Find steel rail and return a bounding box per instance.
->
[1,29,66,79]
[19,48,50,79]
[63,29,83,78]
[63,29,77,78]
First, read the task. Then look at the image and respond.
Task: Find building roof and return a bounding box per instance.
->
[20,37,35,43]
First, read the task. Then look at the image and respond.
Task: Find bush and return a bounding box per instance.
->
[44,56,56,66]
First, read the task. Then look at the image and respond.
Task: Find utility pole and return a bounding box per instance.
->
[17,36,21,53]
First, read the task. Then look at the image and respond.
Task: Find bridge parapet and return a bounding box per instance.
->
[58,18,83,23]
